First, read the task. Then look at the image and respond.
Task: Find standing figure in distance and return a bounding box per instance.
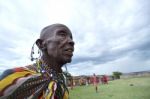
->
[0,23,75,99]
[93,73,98,93]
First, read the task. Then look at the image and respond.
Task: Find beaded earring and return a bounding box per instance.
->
[30,42,43,73]
[30,42,42,61]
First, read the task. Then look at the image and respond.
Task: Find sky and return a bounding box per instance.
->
[0,0,150,76]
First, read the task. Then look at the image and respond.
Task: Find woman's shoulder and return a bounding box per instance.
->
[0,65,38,81]
[0,65,41,98]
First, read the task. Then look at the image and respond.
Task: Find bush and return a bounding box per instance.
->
[113,71,122,79]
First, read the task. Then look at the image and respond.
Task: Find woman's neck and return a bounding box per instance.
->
[41,54,63,73]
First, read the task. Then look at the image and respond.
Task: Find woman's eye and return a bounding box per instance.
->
[59,32,66,37]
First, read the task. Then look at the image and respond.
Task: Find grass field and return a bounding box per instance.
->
[69,77,150,99]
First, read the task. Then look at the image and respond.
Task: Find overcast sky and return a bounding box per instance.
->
[0,0,150,76]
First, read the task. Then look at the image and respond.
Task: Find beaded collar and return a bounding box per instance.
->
[35,59,69,98]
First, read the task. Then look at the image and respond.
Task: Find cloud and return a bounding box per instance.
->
[67,0,150,75]
[0,0,150,75]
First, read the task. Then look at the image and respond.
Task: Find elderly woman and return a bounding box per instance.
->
[0,24,75,99]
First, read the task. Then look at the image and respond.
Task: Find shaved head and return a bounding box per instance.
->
[40,24,70,41]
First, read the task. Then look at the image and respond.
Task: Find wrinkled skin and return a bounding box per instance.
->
[36,24,74,73]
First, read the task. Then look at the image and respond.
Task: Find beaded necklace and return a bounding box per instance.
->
[36,60,69,99]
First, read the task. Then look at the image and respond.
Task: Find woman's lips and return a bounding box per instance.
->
[64,48,74,56]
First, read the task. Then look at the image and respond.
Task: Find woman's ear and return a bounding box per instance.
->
[36,39,47,51]
[36,39,43,49]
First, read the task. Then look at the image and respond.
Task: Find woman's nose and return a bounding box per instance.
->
[68,37,74,46]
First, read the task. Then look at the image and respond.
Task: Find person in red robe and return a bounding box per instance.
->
[93,73,98,93]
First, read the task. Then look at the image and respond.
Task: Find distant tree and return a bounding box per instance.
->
[113,72,122,79]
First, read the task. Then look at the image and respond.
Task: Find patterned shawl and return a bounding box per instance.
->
[0,62,69,99]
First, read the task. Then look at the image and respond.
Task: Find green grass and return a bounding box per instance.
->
[69,77,150,99]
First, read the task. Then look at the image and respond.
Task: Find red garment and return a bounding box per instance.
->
[93,75,98,85]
